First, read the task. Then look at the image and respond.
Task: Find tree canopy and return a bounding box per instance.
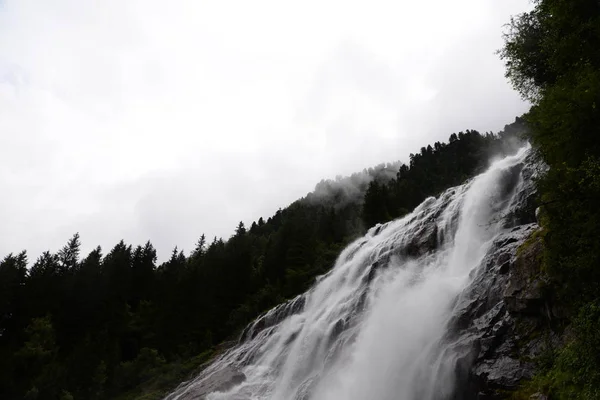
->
[501,0,600,397]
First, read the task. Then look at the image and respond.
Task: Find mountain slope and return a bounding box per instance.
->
[0,121,526,400]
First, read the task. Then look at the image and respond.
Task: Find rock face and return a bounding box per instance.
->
[239,294,306,344]
[503,235,546,316]
[448,225,557,399]
[447,154,557,399]
[168,366,246,400]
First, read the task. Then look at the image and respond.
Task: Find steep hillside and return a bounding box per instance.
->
[500,0,600,398]
[0,122,526,400]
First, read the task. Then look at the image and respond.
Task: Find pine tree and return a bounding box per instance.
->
[58,233,81,271]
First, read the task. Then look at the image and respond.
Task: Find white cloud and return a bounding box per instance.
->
[0,0,531,261]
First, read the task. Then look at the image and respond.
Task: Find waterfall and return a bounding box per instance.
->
[167,145,533,400]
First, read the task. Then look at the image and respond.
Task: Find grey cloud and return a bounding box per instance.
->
[0,0,532,263]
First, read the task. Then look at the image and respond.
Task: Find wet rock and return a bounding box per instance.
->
[404,224,438,257]
[496,252,511,266]
[171,366,246,400]
[473,356,532,389]
[328,318,347,345]
[284,329,301,346]
[502,153,544,228]
[239,294,306,342]
[355,288,368,313]
[363,261,380,284]
[498,261,511,274]
[498,236,518,248]
[448,224,555,398]
[373,224,384,236]
[503,233,546,315]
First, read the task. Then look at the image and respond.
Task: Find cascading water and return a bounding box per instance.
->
[167,145,534,400]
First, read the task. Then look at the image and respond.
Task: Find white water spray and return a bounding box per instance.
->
[167,146,531,400]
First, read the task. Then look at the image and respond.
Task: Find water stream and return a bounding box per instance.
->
[167,145,532,400]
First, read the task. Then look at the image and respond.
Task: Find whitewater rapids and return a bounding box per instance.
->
[167,145,533,400]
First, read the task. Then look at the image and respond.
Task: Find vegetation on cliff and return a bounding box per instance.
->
[501,0,600,398]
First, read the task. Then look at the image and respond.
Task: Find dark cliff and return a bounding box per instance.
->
[448,156,560,399]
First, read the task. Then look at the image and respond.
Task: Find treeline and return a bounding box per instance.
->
[501,0,600,398]
[0,123,525,399]
[362,128,524,227]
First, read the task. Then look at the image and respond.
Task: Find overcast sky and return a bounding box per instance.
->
[0,0,532,262]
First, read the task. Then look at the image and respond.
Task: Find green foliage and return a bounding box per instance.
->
[114,348,166,392]
[0,124,524,399]
[17,316,57,360]
[506,0,600,306]
[550,302,600,399]
[60,390,74,400]
[501,0,600,397]
[516,303,600,400]
[515,227,545,259]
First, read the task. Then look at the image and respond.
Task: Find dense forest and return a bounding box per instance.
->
[500,0,600,398]
[0,122,526,399]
